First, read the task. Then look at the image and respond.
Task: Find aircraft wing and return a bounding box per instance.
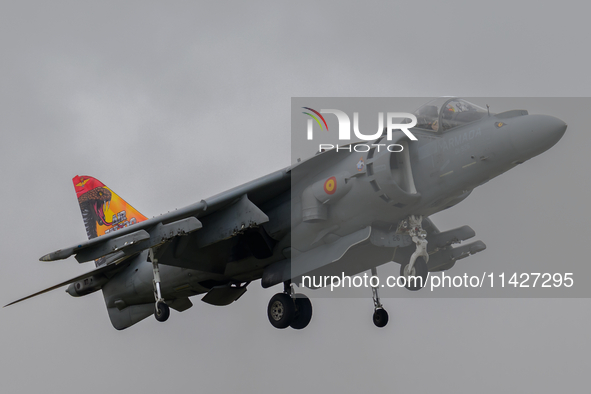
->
[5,253,132,307]
[39,168,291,265]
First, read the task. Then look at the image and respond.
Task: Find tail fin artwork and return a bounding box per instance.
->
[73,175,148,240]
[4,176,150,310]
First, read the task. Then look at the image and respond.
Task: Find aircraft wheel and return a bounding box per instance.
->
[154,302,170,322]
[373,308,389,328]
[400,257,428,291]
[267,293,295,329]
[290,295,313,330]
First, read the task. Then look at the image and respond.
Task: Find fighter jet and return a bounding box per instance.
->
[5,98,567,330]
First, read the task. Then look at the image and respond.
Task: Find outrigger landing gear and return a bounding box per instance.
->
[149,249,170,322]
[267,281,313,330]
[371,267,389,328]
[155,301,170,322]
[399,215,429,291]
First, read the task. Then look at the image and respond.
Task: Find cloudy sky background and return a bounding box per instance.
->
[1,2,589,393]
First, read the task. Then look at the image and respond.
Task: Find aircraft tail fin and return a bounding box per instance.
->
[72,175,148,240]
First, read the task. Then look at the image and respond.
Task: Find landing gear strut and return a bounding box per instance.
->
[399,215,429,291]
[371,267,389,328]
[149,249,170,322]
[267,281,313,330]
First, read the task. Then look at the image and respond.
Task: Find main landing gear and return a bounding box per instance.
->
[267,281,313,330]
[149,249,170,322]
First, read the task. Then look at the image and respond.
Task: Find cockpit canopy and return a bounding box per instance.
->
[413,98,488,132]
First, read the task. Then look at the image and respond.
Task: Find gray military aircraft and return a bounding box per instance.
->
[5,98,567,330]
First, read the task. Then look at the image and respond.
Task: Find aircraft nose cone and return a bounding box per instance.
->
[510,115,567,159]
[541,115,567,145]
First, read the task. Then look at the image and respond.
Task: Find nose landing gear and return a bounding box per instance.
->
[373,308,389,327]
[370,267,389,328]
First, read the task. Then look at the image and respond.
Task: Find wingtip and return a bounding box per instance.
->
[39,248,73,261]
[39,252,60,261]
[39,254,52,262]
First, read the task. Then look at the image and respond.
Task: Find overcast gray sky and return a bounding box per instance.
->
[1,1,589,393]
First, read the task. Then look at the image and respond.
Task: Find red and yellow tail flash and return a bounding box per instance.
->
[73,175,147,239]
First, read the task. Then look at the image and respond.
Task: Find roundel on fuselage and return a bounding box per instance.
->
[324,176,337,195]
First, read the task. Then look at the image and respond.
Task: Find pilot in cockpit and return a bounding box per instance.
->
[441,105,456,131]
[417,105,439,131]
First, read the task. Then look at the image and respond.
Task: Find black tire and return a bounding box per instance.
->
[400,257,428,291]
[373,308,389,328]
[154,302,170,322]
[267,293,295,329]
[290,295,313,330]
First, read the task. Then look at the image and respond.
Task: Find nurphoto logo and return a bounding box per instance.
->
[302,107,418,152]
